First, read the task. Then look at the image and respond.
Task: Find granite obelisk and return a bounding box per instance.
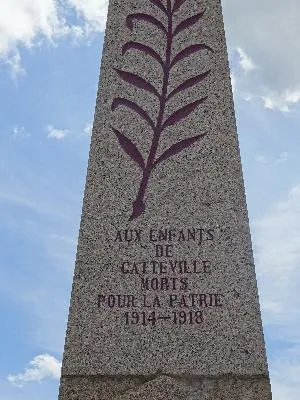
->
[59,0,272,398]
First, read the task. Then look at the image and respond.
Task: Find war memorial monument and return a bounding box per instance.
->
[59,0,273,398]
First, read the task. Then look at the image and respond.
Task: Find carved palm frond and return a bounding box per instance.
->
[111,0,213,220]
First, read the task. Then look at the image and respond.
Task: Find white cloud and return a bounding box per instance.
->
[47,125,69,140]
[0,0,60,55]
[262,90,300,113]
[84,122,93,136]
[7,354,61,387]
[230,73,236,94]
[253,185,300,342]
[236,47,256,73]
[255,155,268,164]
[0,0,108,76]
[67,0,109,32]
[275,152,288,164]
[5,52,25,79]
[255,152,288,165]
[271,346,300,400]
[12,126,30,139]
[223,0,300,111]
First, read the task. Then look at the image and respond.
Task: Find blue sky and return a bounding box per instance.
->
[0,0,300,399]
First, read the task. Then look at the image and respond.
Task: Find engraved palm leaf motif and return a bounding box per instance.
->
[111,0,213,220]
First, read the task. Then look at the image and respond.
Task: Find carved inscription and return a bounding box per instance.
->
[97,228,224,326]
[111,0,213,220]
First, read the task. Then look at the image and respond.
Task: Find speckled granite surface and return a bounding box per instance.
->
[59,375,272,399]
[58,0,272,398]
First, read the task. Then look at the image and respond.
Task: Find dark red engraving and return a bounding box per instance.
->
[162,98,207,129]
[111,127,145,170]
[170,44,213,68]
[154,134,206,167]
[150,0,167,14]
[112,98,155,129]
[173,11,205,37]
[126,13,167,35]
[111,0,213,220]
[172,0,187,13]
[167,70,211,100]
[114,68,160,98]
[122,42,165,69]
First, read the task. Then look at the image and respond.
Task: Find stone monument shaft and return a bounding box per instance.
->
[59,0,272,398]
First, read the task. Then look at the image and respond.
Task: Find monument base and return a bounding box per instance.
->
[59,375,271,399]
